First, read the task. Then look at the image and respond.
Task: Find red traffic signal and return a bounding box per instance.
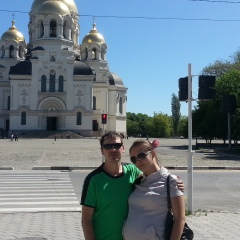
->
[102,114,107,124]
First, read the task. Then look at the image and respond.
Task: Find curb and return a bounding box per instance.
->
[1,166,240,171]
[32,166,240,171]
[0,167,14,170]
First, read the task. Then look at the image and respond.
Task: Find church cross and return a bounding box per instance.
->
[20,89,28,105]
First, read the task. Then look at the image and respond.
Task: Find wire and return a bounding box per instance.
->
[190,0,240,3]
[1,9,240,22]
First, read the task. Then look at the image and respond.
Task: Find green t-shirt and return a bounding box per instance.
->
[81,163,141,240]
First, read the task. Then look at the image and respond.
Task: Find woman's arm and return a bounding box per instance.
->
[169,196,186,240]
[82,205,95,240]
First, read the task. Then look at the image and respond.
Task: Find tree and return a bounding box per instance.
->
[171,93,181,136]
[152,113,172,138]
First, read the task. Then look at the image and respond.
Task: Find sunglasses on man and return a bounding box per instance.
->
[130,150,152,164]
[102,143,123,150]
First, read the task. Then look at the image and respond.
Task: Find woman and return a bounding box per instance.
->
[123,139,185,240]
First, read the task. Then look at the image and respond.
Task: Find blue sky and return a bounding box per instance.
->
[1,0,240,117]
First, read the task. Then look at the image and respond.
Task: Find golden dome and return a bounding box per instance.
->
[82,23,105,44]
[1,21,25,42]
[37,1,70,15]
[31,0,78,13]
[61,0,78,13]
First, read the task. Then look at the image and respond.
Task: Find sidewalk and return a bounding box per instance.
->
[0,138,239,239]
[0,211,239,239]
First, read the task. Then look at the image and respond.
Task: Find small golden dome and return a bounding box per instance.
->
[37,1,70,15]
[82,23,105,44]
[1,21,25,42]
[31,0,78,13]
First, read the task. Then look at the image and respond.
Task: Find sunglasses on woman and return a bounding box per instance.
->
[102,143,123,150]
[130,150,152,164]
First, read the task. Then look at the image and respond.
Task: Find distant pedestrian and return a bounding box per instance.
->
[54,135,57,141]
[10,134,14,141]
[14,134,18,141]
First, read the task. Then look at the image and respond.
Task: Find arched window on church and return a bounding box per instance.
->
[9,45,14,58]
[85,48,88,60]
[7,96,10,110]
[93,96,96,110]
[41,75,46,92]
[59,76,64,92]
[77,112,82,125]
[21,111,26,125]
[119,97,123,114]
[92,48,97,60]
[18,46,23,58]
[39,20,44,38]
[1,46,5,58]
[49,71,55,92]
[63,21,67,39]
[50,20,57,37]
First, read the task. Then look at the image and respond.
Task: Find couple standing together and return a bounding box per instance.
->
[81,131,185,240]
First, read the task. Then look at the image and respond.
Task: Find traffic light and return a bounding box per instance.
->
[178,77,188,101]
[198,75,216,100]
[221,95,237,113]
[101,114,107,124]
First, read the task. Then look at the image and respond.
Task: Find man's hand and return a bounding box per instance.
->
[177,176,184,192]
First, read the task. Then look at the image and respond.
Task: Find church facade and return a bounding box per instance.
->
[0,0,127,137]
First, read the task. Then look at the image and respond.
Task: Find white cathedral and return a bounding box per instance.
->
[0,0,127,137]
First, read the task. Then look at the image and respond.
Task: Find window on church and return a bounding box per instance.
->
[7,96,10,110]
[49,72,55,92]
[21,111,26,125]
[9,45,14,58]
[39,20,44,38]
[59,76,64,92]
[119,97,123,114]
[18,46,23,58]
[92,48,97,60]
[77,112,82,125]
[93,96,96,110]
[85,48,88,60]
[50,20,57,37]
[1,46,5,58]
[41,75,46,92]
[63,21,67,38]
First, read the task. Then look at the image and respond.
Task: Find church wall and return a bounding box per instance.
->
[64,114,92,130]
[115,118,127,134]
[93,88,108,113]
[0,88,10,111]
[73,81,93,112]
[10,115,39,130]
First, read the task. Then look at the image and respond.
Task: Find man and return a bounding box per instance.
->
[81,131,183,240]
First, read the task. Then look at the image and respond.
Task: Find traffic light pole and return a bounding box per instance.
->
[102,123,105,163]
[187,63,194,213]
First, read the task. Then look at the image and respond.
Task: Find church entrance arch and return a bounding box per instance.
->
[47,117,57,131]
[38,97,67,131]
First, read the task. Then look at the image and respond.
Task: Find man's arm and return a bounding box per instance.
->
[82,205,95,240]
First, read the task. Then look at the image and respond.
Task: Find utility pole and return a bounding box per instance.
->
[187,63,194,213]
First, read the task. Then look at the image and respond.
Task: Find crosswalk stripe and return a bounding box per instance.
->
[0,171,81,213]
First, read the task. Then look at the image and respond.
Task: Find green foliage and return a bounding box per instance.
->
[194,51,240,143]
[127,112,174,138]
[171,93,181,136]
